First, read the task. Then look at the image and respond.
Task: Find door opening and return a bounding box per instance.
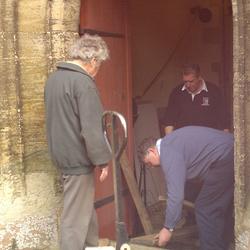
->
[129,0,234,248]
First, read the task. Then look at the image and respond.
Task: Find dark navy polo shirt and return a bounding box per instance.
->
[164,82,229,129]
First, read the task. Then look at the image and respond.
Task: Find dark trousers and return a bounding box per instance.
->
[195,153,234,250]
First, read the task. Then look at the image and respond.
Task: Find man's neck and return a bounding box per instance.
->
[67,60,92,76]
[67,59,83,68]
[182,79,207,96]
[192,80,204,94]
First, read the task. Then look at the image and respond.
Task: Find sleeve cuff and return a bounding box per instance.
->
[164,226,174,232]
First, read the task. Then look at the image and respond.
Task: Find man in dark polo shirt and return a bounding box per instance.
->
[164,63,229,135]
[164,64,230,203]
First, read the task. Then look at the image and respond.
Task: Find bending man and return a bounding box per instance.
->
[138,126,234,250]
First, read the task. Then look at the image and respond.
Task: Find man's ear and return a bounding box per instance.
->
[148,146,157,154]
[90,58,101,69]
[91,58,99,66]
[147,147,154,153]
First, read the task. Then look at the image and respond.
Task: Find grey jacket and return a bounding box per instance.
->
[44,62,111,174]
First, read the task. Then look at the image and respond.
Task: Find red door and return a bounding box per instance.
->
[80,0,133,239]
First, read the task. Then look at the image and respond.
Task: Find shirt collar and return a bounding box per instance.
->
[57,62,93,79]
[181,79,208,100]
[156,139,162,155]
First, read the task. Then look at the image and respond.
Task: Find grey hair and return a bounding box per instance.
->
[137,137,157,162]
[68,33,109,63]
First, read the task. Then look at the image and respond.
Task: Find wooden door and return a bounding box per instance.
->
[80,0,133,239]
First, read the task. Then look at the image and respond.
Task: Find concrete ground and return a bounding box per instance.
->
[99,232,200,250]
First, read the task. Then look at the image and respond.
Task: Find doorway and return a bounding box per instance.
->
[128,0,234,247]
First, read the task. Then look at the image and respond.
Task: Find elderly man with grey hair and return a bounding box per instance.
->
[44,34,111,250]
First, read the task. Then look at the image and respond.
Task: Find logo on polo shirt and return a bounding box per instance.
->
[201,97,210,106]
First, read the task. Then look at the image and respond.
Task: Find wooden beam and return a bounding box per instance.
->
[120,153,154,234]
[130,225,198,247]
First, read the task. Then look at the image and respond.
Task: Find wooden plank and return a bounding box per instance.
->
[130,225,198,247]
[120,153,154,234]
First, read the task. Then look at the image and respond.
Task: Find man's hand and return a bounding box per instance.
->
[98,165,109,182]
[154,227,172,247]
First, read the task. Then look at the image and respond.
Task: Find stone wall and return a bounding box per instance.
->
[233,0,250,249]
[0,0,80,249]
[1,0,250,249]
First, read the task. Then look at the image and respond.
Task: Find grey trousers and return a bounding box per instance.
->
[60,173,99,250]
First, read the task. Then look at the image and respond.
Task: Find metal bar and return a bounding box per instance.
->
[102,111,129,250]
